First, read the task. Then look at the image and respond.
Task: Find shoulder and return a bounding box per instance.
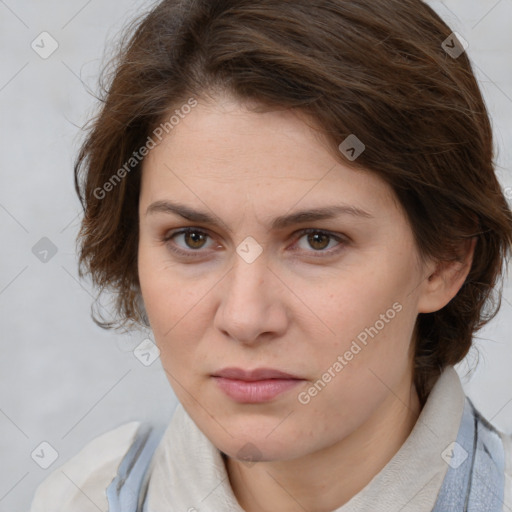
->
[29,421,142,512]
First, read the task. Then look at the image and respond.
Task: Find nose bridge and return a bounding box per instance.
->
[225,253,271,314]
[215,252,287,343]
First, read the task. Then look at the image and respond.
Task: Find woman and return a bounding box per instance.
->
[30,0,512,510]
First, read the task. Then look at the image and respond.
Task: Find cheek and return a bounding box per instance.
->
[298,264,410,350]
[137,250,219,384]
[138,245,208,333]
[294,301,416,447]
[139,273,206,406]
[297,262,417,399]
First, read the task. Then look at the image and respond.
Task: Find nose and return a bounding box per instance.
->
[213,255,289,345]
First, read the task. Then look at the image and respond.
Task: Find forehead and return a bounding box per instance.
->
[140,97,398,219]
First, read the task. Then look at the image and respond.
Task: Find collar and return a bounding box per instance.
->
[146,367,465,511]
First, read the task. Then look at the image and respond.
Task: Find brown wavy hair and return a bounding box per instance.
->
[74,0,512,404]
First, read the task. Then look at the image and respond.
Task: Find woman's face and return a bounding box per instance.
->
[138,94,431,462]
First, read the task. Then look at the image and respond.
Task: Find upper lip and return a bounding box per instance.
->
[212,367,302,381]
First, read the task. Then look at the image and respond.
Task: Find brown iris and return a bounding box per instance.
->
[307,232,330,251]
[184,230,208,249]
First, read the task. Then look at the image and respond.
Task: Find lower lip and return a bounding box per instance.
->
[213,377,302,403]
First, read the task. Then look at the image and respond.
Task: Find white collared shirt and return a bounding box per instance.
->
[30,367,512,511]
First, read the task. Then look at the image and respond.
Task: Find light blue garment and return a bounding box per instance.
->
[106,397,505,512]
[106,422,166,512]
[432,397,505,512]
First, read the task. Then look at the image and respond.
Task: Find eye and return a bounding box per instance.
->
[292,229,346,255]
[162,227,347,259]
[163,228,217,256]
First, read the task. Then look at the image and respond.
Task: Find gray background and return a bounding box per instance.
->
[0,1,511,510]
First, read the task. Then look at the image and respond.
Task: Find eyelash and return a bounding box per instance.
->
[161,227,348,259]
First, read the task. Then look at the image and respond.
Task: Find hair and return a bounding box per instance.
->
[74,0,512,404]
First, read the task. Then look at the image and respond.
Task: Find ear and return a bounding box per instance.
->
[417,237,477,314]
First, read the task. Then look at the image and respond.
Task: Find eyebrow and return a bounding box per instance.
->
[145,200,373,232]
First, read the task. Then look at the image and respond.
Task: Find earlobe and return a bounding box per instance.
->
[417,237,477,314]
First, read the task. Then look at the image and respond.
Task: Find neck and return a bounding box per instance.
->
[225,375,421,512]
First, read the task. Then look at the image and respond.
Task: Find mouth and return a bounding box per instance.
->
[211,367,305,403]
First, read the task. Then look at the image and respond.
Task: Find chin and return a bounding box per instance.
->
[182,392,315,459]
[221,436,305,464]
[205,416,308,463]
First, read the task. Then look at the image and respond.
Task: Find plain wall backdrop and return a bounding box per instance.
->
[1,0,511,510]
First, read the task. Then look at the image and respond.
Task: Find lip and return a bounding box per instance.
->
[213,367,301,381]
[212,367,304,403]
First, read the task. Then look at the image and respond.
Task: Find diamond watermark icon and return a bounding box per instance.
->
[32,237,58,263]
[441,441,468,469]
[31,441,59,469]
[236,236,263,264]
[442,32,468,59]
[338,134,365,161]
[31,32,59,59]
[134,338,160,366]
[236,442,263,467]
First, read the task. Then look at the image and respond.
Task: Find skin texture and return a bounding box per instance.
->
[137,94,476,512]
